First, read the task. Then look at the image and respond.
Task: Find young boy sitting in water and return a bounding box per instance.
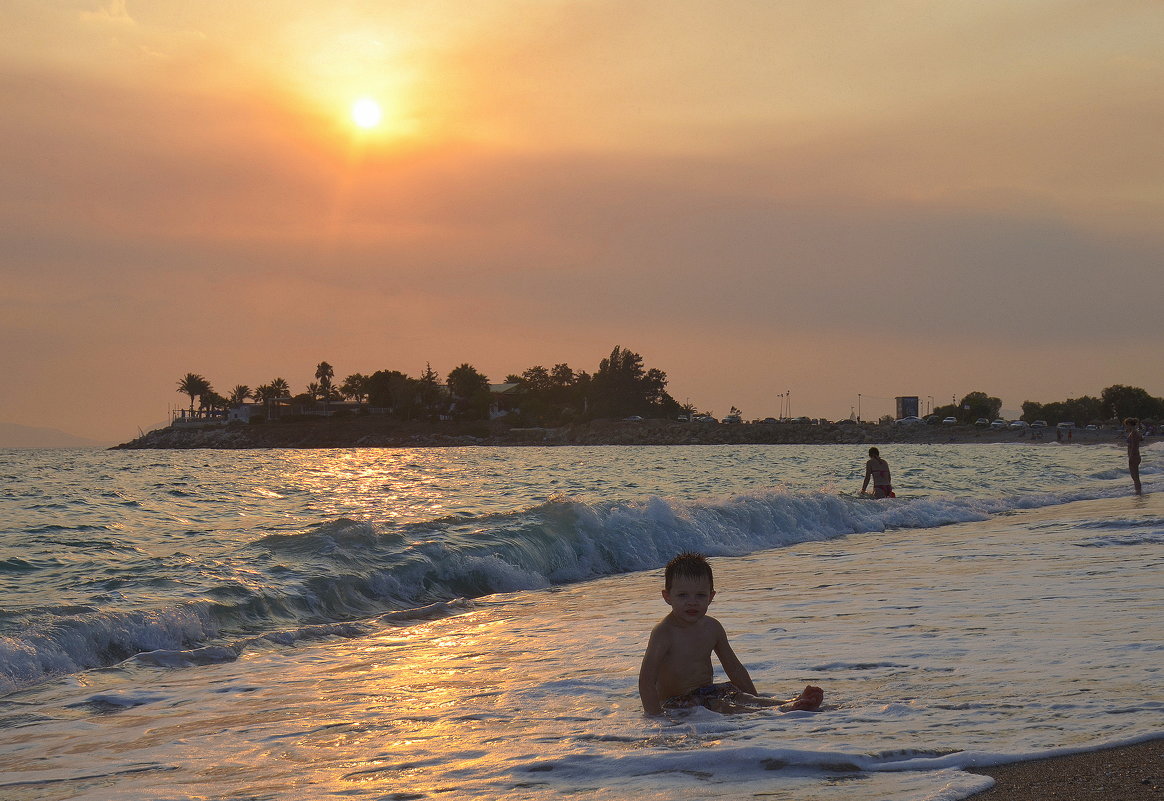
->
[638,552,824,716]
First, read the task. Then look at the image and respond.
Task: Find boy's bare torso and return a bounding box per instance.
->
[650,614,723,700]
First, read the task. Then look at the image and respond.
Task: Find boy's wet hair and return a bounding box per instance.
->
[1125,417,1139,426]
[664,552,714,591]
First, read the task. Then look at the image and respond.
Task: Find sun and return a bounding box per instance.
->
[350,97,383,129]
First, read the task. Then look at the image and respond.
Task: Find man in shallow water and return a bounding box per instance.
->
[638,552,824,716]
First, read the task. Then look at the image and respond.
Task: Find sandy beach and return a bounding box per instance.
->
[969,738,1163,800]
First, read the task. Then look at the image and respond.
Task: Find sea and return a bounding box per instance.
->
[0,441,1160,801]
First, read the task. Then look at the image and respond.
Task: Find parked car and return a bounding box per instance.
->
[722,414,742,424]
[1009,420,1029,429]
[990,419,1007,429]
[1085,424,1099,430]
[835,419,856,425]
[942,416,958,425]
[974,418,990,427]
[894,416,926,425]
[1056,421,1075,429]
[623,415,643,422]
[761,417,779,424]
[676,415,689,422]
[1031,420,1048,428]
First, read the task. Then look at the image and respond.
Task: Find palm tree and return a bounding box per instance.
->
[314,362,335,411]
[201,391,229,414]
[228,385,251,405]
[177,373,211,413]
[258,378,291,420]
[314,362,334,394]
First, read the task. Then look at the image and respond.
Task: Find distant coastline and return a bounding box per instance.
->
[0,421,110,449]
[111,418,1121,450]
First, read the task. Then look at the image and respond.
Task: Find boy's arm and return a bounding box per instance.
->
[638,624,669,715]
[860,461,871,493]
[712,620,759,695]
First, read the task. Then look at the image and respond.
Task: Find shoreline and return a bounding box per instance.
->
[968,737,1163,800]
[112,418,1123,450]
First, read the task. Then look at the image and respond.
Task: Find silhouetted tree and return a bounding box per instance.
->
[177,373,211,412]
[1022,395,1102,425]
[200,391,228,413]
[959,391,1003,423]
[367,370,420,417]
[1101,385,1164,421]
[418,363,445,418]
[932,404,959,420]
[446,363,491,419]
[315,362,334,394]
[339,374,371,405]
[590,346,681,419]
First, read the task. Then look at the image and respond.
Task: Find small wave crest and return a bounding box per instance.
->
[0,602,218,696]
[0,483,1123,697]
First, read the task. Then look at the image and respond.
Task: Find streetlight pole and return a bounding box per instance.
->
[858,393,862,423]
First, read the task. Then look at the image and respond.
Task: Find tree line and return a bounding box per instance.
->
[175,345,684,424]
[930,385,1162,426]
[1020,385,1163,425]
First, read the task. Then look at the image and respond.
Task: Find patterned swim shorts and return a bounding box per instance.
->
[662,681,742,710]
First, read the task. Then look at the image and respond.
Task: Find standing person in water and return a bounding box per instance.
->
[1124,417,1143,495]
[861,447,895,498]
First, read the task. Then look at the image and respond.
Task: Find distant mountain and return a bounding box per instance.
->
[0,421,109,449]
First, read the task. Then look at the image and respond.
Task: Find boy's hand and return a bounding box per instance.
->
[780,685,823,712]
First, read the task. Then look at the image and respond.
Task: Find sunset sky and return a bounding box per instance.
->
[3,1,1162,443]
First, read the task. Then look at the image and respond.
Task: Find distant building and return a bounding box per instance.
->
[488,383,522,419]
[896,396,920,419]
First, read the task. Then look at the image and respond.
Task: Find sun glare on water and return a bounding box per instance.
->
[350,97,383,129]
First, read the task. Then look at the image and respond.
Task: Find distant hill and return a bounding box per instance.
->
[0,421,109,449]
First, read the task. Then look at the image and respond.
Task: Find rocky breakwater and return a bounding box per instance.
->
[113,418,512,449]
[112,417,1062,450]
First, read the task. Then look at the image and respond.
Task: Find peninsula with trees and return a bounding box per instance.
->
[114,346,1160,449]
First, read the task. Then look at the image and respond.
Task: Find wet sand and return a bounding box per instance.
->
[968,738,1164,800]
